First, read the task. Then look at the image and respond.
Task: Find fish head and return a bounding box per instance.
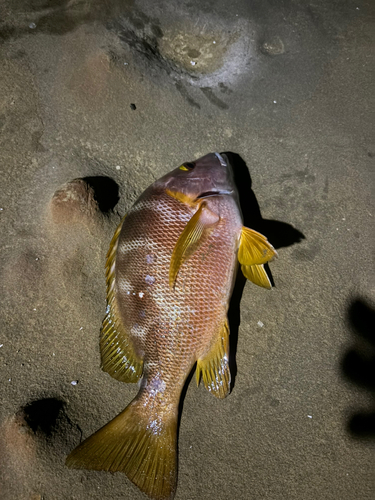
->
[155,152,238,204]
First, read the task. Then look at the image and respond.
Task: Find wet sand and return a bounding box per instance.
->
[0,1,374,499]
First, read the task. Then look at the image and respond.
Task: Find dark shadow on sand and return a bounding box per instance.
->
[19,397,65,436]
[223,152,305,390]
[83,176,120,213]
[342,299,375,438]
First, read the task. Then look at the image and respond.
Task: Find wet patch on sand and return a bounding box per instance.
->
[0,0,135,40]
[1,1,257,114]
[110,9,254,88]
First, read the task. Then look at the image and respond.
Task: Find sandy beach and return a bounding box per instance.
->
[0,1,374,499]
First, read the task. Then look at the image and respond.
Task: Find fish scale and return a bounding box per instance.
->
[116,189,236,371]
[66,152,278,500]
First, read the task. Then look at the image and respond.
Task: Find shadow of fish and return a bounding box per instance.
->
[66,152,277,499]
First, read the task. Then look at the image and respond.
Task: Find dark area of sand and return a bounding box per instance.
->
[0,1,374,499]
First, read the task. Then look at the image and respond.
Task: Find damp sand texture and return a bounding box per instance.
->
[0,1,374,500]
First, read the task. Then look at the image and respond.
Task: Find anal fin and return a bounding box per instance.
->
[196,319,230,399]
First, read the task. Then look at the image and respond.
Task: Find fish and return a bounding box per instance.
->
[65,152,277,499]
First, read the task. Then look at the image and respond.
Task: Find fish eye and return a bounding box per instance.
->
[179,162,195,171]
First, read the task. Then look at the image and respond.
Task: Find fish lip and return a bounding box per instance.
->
[196,189,233,199]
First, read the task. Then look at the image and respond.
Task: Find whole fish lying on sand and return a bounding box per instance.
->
[66,152,277,499]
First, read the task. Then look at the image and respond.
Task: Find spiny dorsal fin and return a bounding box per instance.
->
[100,215,143,383]
[169,202,219,288]
[66,399,178,500]
[238,226,278,266]
[196,319,230,399]
[241,263,272,289]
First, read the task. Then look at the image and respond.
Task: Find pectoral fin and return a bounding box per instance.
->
[196,319,230,399]
[238,226,277,289]
[241,263,272,289]
[100,216,143,383]
[238,227,278,266]
[169,202,219,288]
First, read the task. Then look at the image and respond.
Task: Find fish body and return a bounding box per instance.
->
[66,153,277,499]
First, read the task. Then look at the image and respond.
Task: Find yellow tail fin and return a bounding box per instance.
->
[66,400,178,500]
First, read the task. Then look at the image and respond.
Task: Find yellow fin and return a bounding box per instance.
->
[196,319,230,399]
[66,400,178,500]
[169,202,218,288]
[238,226,278,266]
[100,216,143,383]
[241,263,272,289]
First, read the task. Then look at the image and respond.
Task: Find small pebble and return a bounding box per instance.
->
[130,103,136,110]
[115,165,121,170]
[273,100,277,104]
[190,61,196,66]
[29,22,36,29]
[71,380,78,386]
[257,320,264,327]
[307,415,312,419]
[0,344,3,348]
[79,327,83,330]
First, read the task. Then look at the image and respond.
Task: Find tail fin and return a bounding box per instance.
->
[66,400,178,500]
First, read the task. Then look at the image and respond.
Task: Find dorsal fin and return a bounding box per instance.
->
[100,216,143,383]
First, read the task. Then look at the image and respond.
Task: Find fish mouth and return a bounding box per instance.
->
[196,189,233,199]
